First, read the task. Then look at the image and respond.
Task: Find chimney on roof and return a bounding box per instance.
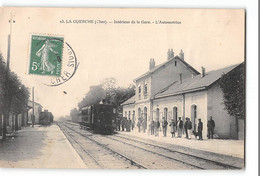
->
[149,58,155,70]
[201,67,205,77]
[179,49,184,60]
[179,73,183,84]
[167,49,174,60]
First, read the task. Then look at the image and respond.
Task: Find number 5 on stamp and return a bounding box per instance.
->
[29,35,64,76]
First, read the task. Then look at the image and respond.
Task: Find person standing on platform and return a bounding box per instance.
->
[137,117,141,133]
[155,119,160,137]
[162,117,168,137]
[184,117,188,138]
[198,118,203,140]
[147,120,151,135]
[151,120,155,135]
[187,118,192,139]
[177,117,183,138]
[169,119,176,138]
[207,116,215,139]
[121,117,125,131]
[131,119,135,131]
[128,118,132,132]
[125,118,129,132]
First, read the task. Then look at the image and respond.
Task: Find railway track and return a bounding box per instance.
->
[58,122,146,169]
[106,135,242,170]
[58,123,105,169]
[60,121,242,169]
[59,122,200,169]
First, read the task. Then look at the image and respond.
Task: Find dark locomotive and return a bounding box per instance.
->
[78,104,117,134]
[39,110,54,125]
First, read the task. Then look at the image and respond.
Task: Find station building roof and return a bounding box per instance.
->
[121,96,135,106]
[134,55,200,82]
[153,63,243,99]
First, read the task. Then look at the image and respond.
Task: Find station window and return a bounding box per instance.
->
[128,111,131,119]
[175,61,177,66]
[138,86,141,100]
[144,84,148,98]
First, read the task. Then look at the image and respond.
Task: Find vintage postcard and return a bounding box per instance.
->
[0,7,245,169]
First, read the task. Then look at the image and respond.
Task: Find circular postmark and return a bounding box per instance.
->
[28,34,79,86]
[48,41,79,86]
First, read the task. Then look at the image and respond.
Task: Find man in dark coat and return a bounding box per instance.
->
[155,119,160,137]
[177,117,183,138]
[131,119,135,131]
[186,118,192,139]
[184,117,189,138]
[128,118,132,132]
[121,117,126,131]
[207,116,215,139]
[125,118,129,132]
[162,117,168,137]
[198,118,203,140]
[151,120,155,135]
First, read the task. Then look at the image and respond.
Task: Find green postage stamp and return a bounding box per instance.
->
[29,35,64,76]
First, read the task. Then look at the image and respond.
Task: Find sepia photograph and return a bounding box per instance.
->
[0,7,247,171]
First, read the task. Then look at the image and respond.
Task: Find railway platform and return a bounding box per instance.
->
[0,124,86,168]
[117,129,244,159]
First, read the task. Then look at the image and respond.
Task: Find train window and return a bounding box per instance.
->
[113,108,116,113]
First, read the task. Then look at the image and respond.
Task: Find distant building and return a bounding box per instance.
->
[122,49,244,139]
[28,101,43,124]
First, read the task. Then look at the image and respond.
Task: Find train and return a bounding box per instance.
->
[39,110,54,125]
[78,104,117,134]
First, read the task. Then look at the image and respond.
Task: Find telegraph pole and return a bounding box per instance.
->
[32,87,35,128]
[2,14,13,141]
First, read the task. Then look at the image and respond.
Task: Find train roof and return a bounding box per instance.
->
[81,104,115,110]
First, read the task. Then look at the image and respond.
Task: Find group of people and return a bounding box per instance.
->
[116,117,134,132]
[137,117,147,133]
[116,115,216,140]
[159,116,215,140]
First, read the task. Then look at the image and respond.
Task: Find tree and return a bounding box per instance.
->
[219,63,245,120]
[0,52,30,139]
[101,77,117,91]
[104,84,135,112]
[10,83,30,131]
[76,77,135,114]
[101,77,135,108]
[0,53,7,136]
[78,85,106,109]
[0,53,7,115]
[70,108,79,123]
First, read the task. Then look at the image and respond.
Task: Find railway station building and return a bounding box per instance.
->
[122,49,244,140]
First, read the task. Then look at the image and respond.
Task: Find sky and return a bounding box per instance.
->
[0,8,245,119]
